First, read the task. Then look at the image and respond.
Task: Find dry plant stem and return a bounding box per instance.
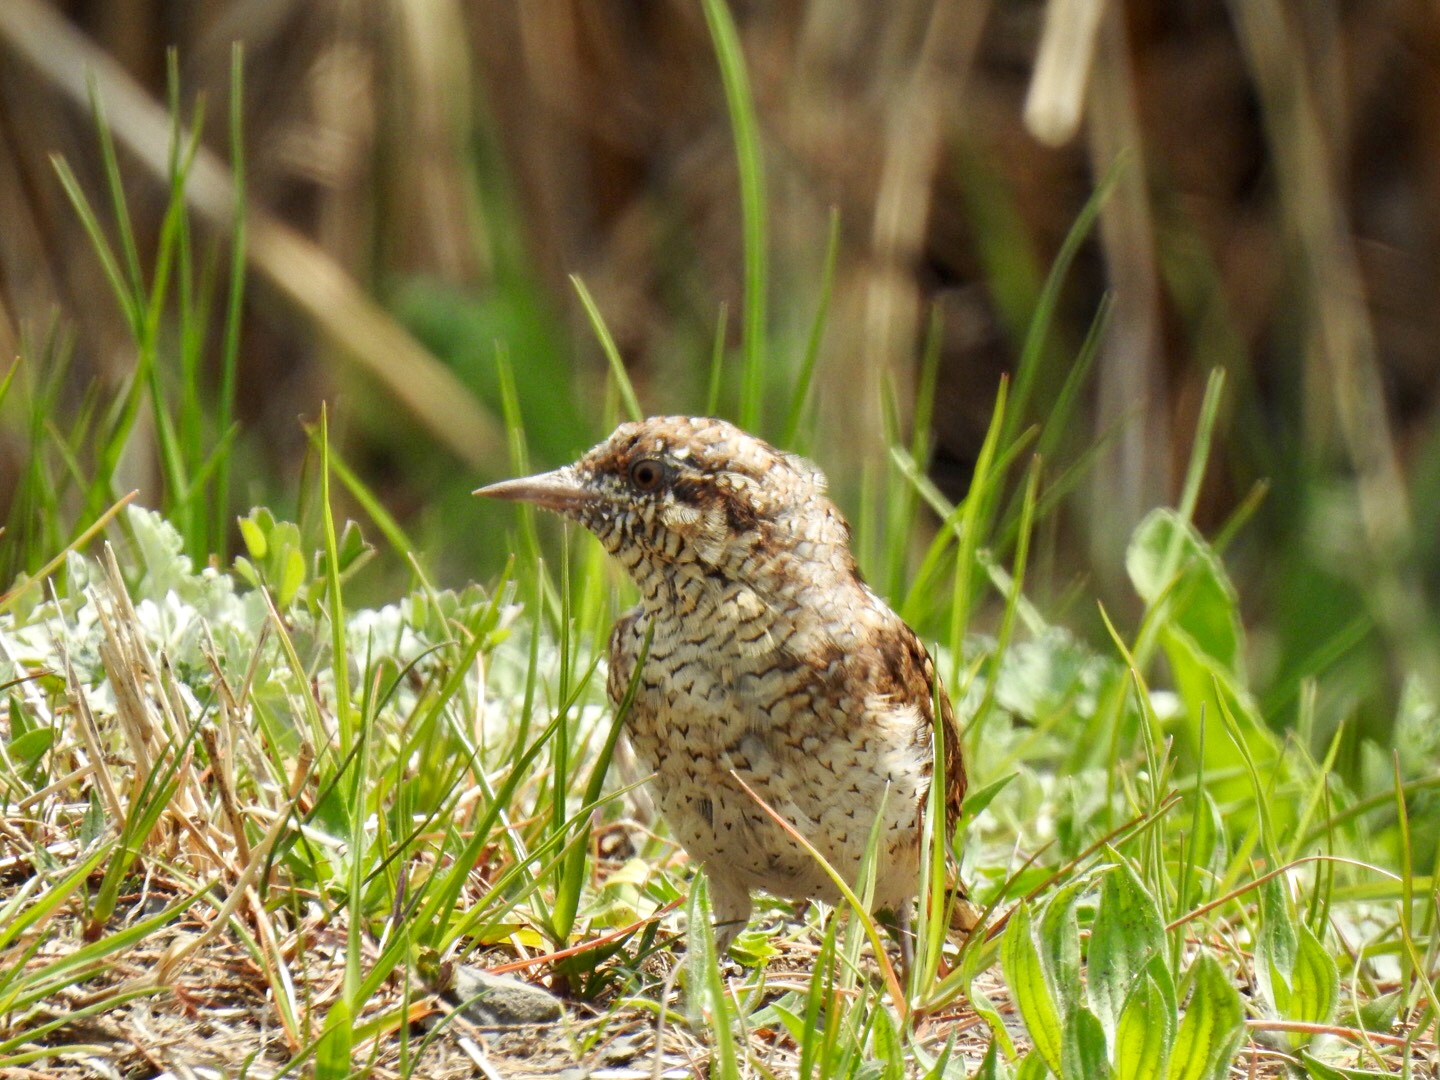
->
[861,0,984,451]
[200,726,252,866]
[457,1035,507,1080]
[147,781,301,987]
[984,790,1181,941]
[1231,0,1408,541]
[0,0,502,469]
[1165,854,1395,934]
[0,649,54,737]
[8,844,78,899]
[1087,2,1166,547]
[61,646,124,823]
[96,546,207,825]
[247,882,302,1048]
[13,765,96,813]
[92,607,155,777]
[1024,0,1107,146]
[0,489,138,615]
[1246,1018,1431,1052]
[485,896,684,976]
[1232,0,1440,688]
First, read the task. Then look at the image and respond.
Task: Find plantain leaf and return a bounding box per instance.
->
[1165,955,1244,1080]
[1113,973,1173,1080]
[1062,1005,1111,1080]
[1255,877,1298,1018]
[1286,923,1339,1045]
[1089,854,1168,1044]
[1038,880,1086,1020]
[1002,901,1064,1075]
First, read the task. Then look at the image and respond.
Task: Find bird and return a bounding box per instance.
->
[476,416,967,956]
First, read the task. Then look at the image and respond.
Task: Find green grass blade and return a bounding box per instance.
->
[572,275,643,422]
[214,42,248,559]
[782,207,841,446]
[86,72,144,304]
[948,377,1010,688]
[49,156,140,337]
[1005,156,1119,440]
[317,406,354,762]
[303,423,420,570]
[700,0,767,430]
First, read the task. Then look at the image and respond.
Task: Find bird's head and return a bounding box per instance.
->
[476,416,850,577]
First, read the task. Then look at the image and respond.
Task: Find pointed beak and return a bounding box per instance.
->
[473,466,594,513]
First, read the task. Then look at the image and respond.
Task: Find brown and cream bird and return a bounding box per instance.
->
[477,416,967,953]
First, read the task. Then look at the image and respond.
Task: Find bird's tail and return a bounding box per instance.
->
[947,877,981,934]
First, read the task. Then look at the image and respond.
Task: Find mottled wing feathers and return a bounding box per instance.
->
[910,639,975,929]
[924,647,967,837]
[862,608,966,827]
[910,624,967,835]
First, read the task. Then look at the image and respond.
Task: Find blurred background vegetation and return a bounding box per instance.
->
[0,0,1436,765]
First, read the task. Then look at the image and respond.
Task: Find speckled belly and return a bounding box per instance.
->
[626,672,930,910]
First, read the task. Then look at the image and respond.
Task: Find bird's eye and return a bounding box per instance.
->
[629,458,665,492]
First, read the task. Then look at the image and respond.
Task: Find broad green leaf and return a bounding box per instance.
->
[1062,1006,1111,1080]
[1125,509,1280,812]
[1015,1053,1050,1080]
[1113,974,1173,1080]
[126,504,193,596]
[872,1004,904,1080]
[1165,955,1244,1080]
[7,698,30,739]
[1164,631,1280,808]
[766,1002,806,1048]
[8,727,54,769]
[232,555,260,589]
[915,1030,962,1080]
[685,875,740,1080]
[337,519,366,570]
[1125,510,1241,675]
[956,772,1017,828]
[1002,901,1064,1075]
[726,927,781,966]
[1286,924,1339,1041]
[1255,877,1298,1018]
[238,512,267,559]
[278,546,306,608]
[1356,990,1402,1034]
[1089,855,1167,1044]
[314,519,375,582]
[1038,880,1086,1019]
[80,790,106,848]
